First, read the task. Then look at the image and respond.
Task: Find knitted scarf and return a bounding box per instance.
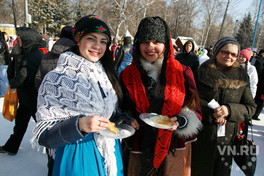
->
[121,41,185,168]
[31,51,118,176]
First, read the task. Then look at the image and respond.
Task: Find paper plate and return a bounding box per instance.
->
[98,124,135,139]
[139,113,176,129]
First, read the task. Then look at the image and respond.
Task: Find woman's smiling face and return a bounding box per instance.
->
[78,32,108,62]
[139,40,165,63]
[216,44,239,68]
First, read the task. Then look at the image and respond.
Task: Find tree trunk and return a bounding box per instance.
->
[12,0,17,28]
[256,24,264,51]
[218,0,230,39]
[203,20,211,47]
[200,18,207,47]
[115,22,122,42]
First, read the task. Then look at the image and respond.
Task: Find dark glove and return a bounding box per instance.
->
[110,109,132,125]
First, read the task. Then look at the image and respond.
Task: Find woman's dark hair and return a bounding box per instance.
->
[70,44,123,104]
[185,88,199,110]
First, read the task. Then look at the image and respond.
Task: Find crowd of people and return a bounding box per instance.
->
[0,14,263,176]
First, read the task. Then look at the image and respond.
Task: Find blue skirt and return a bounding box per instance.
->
[52,133,124,176]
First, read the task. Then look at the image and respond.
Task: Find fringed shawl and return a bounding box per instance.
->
[31,51,118,176]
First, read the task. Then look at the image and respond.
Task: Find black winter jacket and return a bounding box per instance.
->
[8,27,46,110]
[0,34,10,65]
[35,38,75,89]
[175,40,199,73]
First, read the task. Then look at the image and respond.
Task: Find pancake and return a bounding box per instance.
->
[150,115,174,127]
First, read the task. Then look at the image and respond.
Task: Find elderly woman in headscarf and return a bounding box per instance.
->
[191,37,256,176]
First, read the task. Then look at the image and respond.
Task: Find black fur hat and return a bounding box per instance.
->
[134,17,167,45]
[133,16,172,86]
[133,17,171,59]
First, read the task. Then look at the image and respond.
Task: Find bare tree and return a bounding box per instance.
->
[218,0,230,39]
[107,0,156,41]
[0,0,13,24]
[253,0,264,51]
[0,0,248,48]
[11,0,17,28]
[0,0,25,27]
[183,0,201,36]
[200,0,221,47]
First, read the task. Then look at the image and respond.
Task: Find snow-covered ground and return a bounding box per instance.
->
[0,97,263,176]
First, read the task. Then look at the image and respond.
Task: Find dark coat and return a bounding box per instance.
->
[253,55,264,79]
[7,41,22,81]
[120,58,202,175]
[0,32,10,65]
[120,59,202,149]
[8,27,46,110]
[34,38,75,89]
[191,58,256,176]
[175,40,199,73]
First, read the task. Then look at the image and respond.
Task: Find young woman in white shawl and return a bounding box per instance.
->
[31,15,138,176]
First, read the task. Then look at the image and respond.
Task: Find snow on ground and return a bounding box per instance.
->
[0,97,263,176]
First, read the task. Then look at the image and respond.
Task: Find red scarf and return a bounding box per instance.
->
[121,40,185,168]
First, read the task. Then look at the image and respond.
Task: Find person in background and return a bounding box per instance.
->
[31,15,135,176]
[2,31,9,43]
[237,48,258,98]
[0,27,46,155]
[251,51,257,61]
[48,37,55,52]
[237,48,258,128]
[0,31,11,96]
[8,36,14,52]
[191,37,256,176]
[120,16,202,176]
[41,33,49,50]
[54,35,60,42]
[198,48,210,65]
[35,25,75,90]
[114,36,133,77]
[114,36,132,71]
[175,40,199,73]
[197,48,202,56]
[7,35,23,82]
[0,31,10,65]
[2,32,9,51]
[116,52,133,78]
[111,41,118,61]
[251,49,264,120]
[207,45,213,58]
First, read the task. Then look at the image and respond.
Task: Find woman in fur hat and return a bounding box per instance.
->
[191,37,256,176]
[120,16,202,176]
[31,15,134,176]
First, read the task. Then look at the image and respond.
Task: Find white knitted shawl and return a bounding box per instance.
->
[31,51,118,176]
